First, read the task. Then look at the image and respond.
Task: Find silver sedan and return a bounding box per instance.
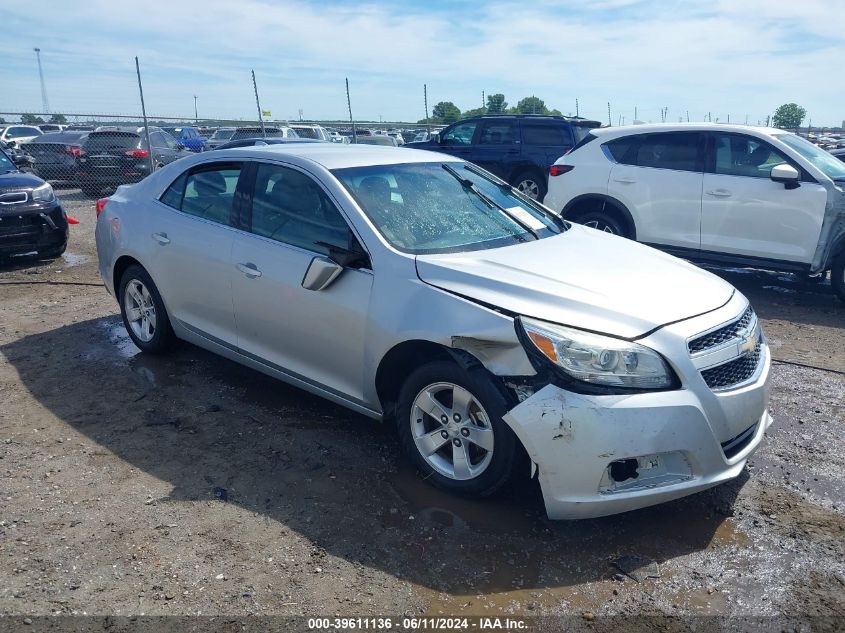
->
[96,144,771,519]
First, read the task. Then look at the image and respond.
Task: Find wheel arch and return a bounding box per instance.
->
[562,194,637,240]
[375,339,489,420]
[113,255,144,296]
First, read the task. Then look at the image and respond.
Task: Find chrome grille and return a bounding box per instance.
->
[0,191,28,205]
[701,342,761,390]
[688,306,754,354]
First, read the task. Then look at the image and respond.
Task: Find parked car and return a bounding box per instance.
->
[0,125,43,147]
[0,140,35,172]
[0,146,68,261]
[213,138,322,150]
[832,148,845,164]
[544,123,845,301]
[386,132,405,146]
[353,135,398,146]
[95,144,772,520]
[205,126,299,150]
[65,125,96,132]
[38,124,65,133]
[408,114,601,200]
[290,124,331,142]
[77,127,193,197]
[22,131,88,183]
[163,126,207,152]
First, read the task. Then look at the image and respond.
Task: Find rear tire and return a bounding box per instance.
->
[118,265,176,354]
[573,210,628,237]
[511,170,547,201]
[396,360,518,497]
[832,251,845,303]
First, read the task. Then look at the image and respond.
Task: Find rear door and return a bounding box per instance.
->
[520,119,575,168]
[471,119,520,180]
[146,161,244,345]
[606,131,704,251]
[230,161,373,403]
[700,132,828,263]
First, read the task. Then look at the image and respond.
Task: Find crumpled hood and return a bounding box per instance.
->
[416,225,734,339]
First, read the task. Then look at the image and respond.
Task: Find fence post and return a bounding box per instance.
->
[346,78,357,143]
[134,57,155,174]
[251,70,266,138]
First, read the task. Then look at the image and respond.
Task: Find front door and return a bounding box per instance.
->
[471,118,520,180]
[230,162,373,403]
[700,133,828,263]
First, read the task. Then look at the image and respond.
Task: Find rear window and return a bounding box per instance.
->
[6,126,42,138]
[84,132,141,151]
[292,127,319,139]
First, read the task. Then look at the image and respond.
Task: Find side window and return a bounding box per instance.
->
[478,120,518,145]
[631,133,702,172]
[441,122,477,146]
[159,163,241,225]
[250,163,351,255]
[713,134,789,178]
[521,121,573,146]
[149,131,166,149]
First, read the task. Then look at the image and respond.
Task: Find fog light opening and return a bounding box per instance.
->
[609,459,640,483]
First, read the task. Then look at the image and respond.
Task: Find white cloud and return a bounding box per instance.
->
[0,0,842,125]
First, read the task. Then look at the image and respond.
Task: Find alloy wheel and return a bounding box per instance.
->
[123,279,157,343]
[516,179,541,200]
[410,382,495,481]
[583,219,618,234]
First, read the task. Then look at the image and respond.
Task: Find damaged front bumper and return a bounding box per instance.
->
[503,294,772,520]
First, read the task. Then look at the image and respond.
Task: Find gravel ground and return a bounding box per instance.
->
[0,188,843,631]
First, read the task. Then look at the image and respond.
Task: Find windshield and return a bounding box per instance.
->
[332,162,561,254]
[0,149,16,172]
[775,133,845,182]
[210,129,235,140]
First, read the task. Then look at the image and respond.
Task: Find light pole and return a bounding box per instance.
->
[193,95,198,123]
[33,48,50,114]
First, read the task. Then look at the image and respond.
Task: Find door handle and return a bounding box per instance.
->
[613,177,636,184]
[705,189,732,197]
[151,232,170,245]
[237,262,262,278]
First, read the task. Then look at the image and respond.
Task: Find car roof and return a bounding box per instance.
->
[218,143,461,170]
[589,122,786,138]
[29,131,89,142]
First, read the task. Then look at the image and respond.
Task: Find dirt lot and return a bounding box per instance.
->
[1,188,843,630]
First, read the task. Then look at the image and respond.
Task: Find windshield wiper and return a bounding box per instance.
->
[461,163,565,231]
[441,164,539,239]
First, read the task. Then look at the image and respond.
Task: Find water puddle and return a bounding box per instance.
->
[60,252,90,267]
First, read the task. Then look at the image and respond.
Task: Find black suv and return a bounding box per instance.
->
[77,127,192,197]
[0,147,68,262]
[408,114,601,199]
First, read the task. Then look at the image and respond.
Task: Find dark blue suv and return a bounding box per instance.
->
[408,114,601,199]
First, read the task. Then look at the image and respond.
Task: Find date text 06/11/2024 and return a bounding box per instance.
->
[307,617,528,630]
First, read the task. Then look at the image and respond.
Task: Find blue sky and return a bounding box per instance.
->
[1,0,843,126]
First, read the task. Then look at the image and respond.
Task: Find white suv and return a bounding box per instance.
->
[544,123,845,301]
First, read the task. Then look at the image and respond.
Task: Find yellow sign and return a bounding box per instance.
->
[261,110,271,117]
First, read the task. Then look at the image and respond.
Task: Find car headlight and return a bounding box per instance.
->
[519,316,675,389]
[31,182,55,203]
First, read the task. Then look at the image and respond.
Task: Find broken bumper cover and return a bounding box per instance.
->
[503,348,772,520]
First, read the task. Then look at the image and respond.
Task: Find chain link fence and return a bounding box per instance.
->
[0,111,432,199]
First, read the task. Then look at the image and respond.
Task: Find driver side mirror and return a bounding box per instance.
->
[302,234,370,291]
[770,163,800,189]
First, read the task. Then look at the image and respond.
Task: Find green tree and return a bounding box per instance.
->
[516,96,549,115]
[486,93,508,113]
[772,103,806,129]
[462,106,487,118]
[49,113,68,124]
[20,113,45,125]
[431,101,461,124]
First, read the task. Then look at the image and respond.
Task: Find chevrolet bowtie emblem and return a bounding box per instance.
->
[740,331,759,355]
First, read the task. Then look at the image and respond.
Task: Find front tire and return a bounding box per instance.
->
[396,361,518,497]
[832,251,845,303]
[118,265,176,353]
